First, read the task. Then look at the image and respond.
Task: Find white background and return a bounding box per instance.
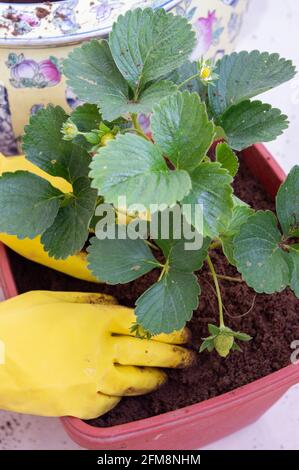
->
[0,0,298,450]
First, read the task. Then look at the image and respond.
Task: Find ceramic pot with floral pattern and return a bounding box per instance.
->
[0,0,249,154]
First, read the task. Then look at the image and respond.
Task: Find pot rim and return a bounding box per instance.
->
[0,0,181,48]
[61,363,299,440]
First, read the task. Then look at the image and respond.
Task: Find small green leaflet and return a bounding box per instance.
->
[219,100,289,151]
[151,91,215,171]
[135,270,200,334]
[234,211,290,294]
[87,234,159,284]
[289,245,299,298]
[232,195,250,208]
[126,80,178,116]
[41,178,97,259]
[182,162,233,238]
[109,8,195,91]
[200,325,252,354]
[209,51,296,116]
[221,205,254,266]
[216,142,239,177]
[23,105,91,182]
[89,133,192,209]
[0,171,62,239]
[276,166,299,237]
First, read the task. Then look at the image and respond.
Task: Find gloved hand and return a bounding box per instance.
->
[0,154,98,283]
[0,291,194,419]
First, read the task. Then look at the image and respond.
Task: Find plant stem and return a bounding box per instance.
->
[158,259,170,282]
[178,73,200,90]
[209,240,222,250]
[207,255,224,328]
[208,273,243,283]
[123,128,150,139]
[145,240,159,251]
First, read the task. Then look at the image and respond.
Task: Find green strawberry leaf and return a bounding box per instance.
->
[276,166,299,237]
[182,162,233,238]
[64,39,178,121]
[128,80,178,115]
[135,220,207,333]
[151,91,215,171]
[219,100,289,151]
[109,8,195,91]
[234,211,291,294]
[41,178,97,259]
[288,245,299,298]
[209,51,296,116]
[200,337,215,353]
[64,40,129,122]
[156,236,210,273]
[87,233,159,284]
[89,133,192,209]
[135,270,200,334]
[0,171,62,239]
[69,104,103,150]
[70,104,102,132]
[23,105,91,182]
[221,205,254,266]
[231,343,242,352]
[216,142,239,177]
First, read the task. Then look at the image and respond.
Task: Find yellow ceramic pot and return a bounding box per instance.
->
[0,0,249,154]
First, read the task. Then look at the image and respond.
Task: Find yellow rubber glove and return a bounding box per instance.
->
[0,154,99,283]
[0,153,71,193]
[0,291,194,419]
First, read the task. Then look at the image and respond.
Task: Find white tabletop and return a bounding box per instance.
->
[0,0,298,450]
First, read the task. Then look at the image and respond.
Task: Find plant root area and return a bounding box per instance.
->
[8,156,299,427]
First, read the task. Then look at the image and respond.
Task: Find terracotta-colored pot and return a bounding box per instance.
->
[59,144,299,450]
[0,143,298,450]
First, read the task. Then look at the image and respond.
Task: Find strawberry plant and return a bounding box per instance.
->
[0,8,298,356]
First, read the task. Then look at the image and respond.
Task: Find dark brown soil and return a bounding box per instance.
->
[7,157,299,427]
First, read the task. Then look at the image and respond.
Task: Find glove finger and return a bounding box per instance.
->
[97,365,166,397]
[55,292,117,305]
[153,328,191,345]
[108,307,190,344]
[112,336,195,369]
[66,392,121,420]
[43,291,118,305]
[0,291,117,314]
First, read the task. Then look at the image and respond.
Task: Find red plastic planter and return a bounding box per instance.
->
[0,144,298,450]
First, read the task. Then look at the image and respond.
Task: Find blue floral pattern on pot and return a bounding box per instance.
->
[0,0,248,44]
[6,53,62,89]
[53,0,80,35]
